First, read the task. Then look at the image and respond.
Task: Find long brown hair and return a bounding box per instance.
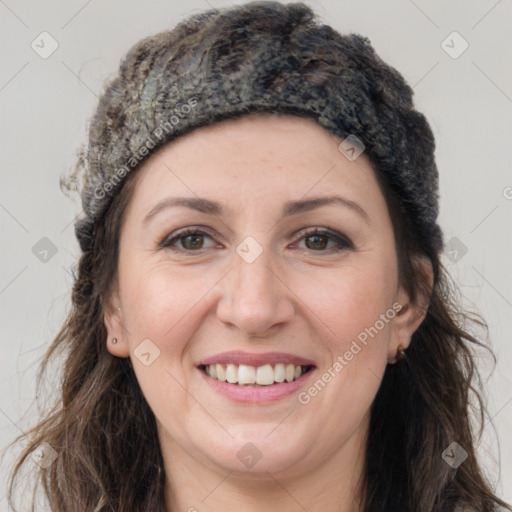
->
[6,2,511,511]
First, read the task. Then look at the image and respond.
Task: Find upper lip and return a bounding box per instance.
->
[199,351,316,367]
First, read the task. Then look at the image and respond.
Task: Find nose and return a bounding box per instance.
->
[216,243,295,339]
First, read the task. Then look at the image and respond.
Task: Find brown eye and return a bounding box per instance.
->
[304,233,330,250]
[160,226,353,254]
[295,228,353,252]
[160,228,215,252]
[180,233,205,250]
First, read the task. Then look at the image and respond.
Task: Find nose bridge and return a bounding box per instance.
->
[216,234,294,336]
[236,235,276,303]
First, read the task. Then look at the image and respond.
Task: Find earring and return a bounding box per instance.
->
[396,344,406,362]
[112,338,118,344]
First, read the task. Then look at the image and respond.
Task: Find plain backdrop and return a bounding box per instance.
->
[1,0,511,507]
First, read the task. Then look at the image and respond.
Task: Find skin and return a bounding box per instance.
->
[104,113,432,511]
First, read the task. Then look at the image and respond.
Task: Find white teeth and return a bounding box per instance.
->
[216,363,226,382]
[237,364,256,385]
[256,364,274,385]
[204,363,309,385]
[285,364,295,382]
[226,364,238,384]
[274,363,285,382]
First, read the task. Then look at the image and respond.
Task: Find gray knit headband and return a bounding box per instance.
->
[73,1,443,256]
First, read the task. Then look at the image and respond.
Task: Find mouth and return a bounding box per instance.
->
[199,363,315,386]
[197,351,317,403]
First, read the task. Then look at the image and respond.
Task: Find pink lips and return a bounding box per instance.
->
[198,350,316,367]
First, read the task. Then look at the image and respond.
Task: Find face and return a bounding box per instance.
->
[105,113,428,484]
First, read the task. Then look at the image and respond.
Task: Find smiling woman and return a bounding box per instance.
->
[7,2,511,512]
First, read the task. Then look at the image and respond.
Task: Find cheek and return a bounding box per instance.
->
[120,262,210,438]
[295,269,394,445]
[307,258,397,409]
[119,257,204,342]
[295,255,397,350]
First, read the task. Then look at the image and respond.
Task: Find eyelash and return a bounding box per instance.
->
[159,226,353,254]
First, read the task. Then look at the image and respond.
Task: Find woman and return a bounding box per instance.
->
[7,1,511,511]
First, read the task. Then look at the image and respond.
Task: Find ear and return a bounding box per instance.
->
[104,291,130,358]
[388,256,434,364]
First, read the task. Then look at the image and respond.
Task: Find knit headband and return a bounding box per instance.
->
[73,1,443,256]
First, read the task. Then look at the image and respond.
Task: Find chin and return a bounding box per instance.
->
[198,426,313,476]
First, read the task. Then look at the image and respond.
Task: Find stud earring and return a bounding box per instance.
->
[396,344,406,362]
[112,338,118,344]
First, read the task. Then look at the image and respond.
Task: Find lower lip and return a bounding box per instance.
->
[199,367,316,403]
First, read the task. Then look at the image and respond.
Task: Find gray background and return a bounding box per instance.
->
[1,0,511,507]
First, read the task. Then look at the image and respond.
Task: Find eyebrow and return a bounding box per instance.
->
[143,195,371,225]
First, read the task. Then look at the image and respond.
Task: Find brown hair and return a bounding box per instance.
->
[6,3,511,512]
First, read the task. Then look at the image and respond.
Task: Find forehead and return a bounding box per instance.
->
[123,113,387,223]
